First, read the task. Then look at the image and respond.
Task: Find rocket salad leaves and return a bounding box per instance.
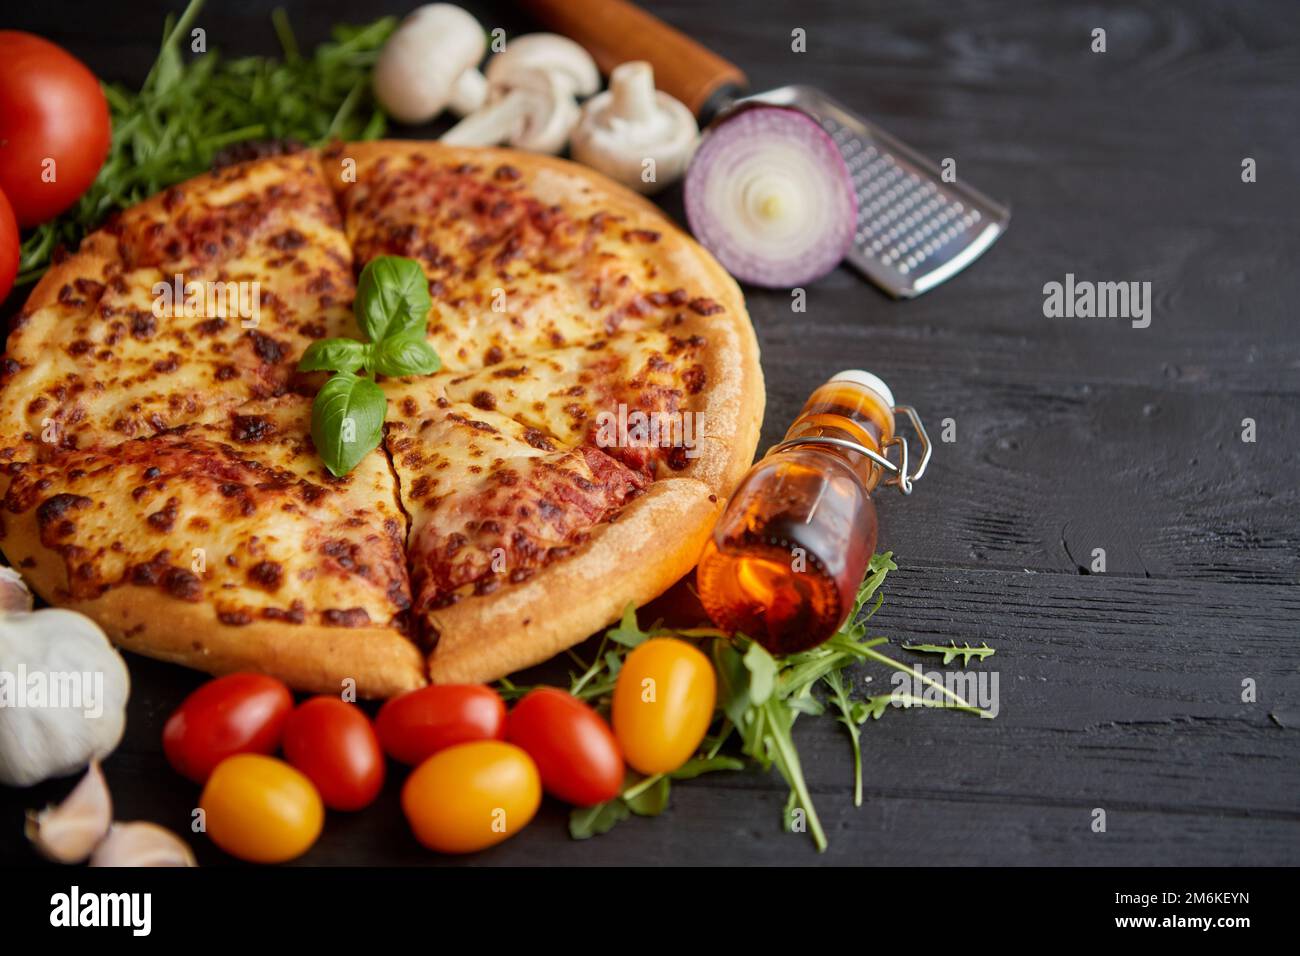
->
[504,553,998,851]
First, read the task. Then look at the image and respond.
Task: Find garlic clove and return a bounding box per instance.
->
[24,760,112,864]
[0,565,34,614]
[90,822,198,868]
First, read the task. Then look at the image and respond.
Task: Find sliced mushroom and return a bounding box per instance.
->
[441,67,579,154]
[25,761,112,864]
[373,4,487,125]
[571,61,699,194]
[484,33,600,99]
[90,822,198,868]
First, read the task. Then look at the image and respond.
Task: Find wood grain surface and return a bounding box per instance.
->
[1,0,1296,866]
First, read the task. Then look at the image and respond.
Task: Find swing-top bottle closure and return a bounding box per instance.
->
[766,369,933,494]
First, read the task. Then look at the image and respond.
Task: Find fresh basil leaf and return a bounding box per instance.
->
[624,776,671,816]
[371,328,441,377]
[355,256,431,342]
[310,371,386,477]
[569,799,631,840]
[298,338,369,373]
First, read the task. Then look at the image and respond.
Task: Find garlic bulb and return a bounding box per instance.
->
[0,568,130,786]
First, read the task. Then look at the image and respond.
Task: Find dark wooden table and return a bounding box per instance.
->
[3,0,1297,866]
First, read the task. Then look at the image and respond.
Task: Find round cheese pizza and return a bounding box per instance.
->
[0,142,764,697]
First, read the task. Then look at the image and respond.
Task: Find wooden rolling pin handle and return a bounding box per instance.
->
[518,0,749,119]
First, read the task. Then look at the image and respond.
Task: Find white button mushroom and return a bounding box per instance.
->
[373,4,489,125]
[571,61,699,194]
[441,33,599,154]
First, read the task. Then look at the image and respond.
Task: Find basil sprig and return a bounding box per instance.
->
[299,256,441,477]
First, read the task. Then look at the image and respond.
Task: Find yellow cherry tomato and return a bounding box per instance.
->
[402,740,541,854]
[612,637,717,774]
[200,754,324,864]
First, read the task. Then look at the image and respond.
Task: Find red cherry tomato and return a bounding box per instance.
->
[0,191,17,301]
[163,673,293,784]
[375,684,505,766]
[506,687,624,806]
[0,32,111,227]
[282,696,385,811]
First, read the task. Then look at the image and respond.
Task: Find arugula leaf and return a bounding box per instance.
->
[606,602,654,648]
[371,327,442,377]
[624,776,671,816]
[901,641,997,665]
[309,372,386,477]
[354,257,432,343]
[299,338,369,373]
[570,800,631,840]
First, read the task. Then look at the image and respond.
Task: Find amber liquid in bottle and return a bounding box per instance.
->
[697,371,895,655]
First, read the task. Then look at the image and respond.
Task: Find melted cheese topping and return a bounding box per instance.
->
[0,153,355,460]
[1,396,408,627]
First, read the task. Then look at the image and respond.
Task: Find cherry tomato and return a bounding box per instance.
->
[402,741,541,854]
[506,687,623,806]
[163,673,293,784]
[200,754,324,864]
[375,684,505,766]
[0,191,17,301]
[282,697,385,811]
[612,638,717,774]
[0,32,111,227]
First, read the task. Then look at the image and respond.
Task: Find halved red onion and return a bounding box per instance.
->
[684,105,857,288]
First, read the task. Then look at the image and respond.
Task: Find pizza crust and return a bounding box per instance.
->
[424,477,721,683]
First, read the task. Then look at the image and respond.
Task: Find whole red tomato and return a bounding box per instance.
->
[506,687,624,806]
[375,684,505,766]
[0,191,17,301]
[0,32,111,227]
[163,673,294,784]
[282,697,385,811]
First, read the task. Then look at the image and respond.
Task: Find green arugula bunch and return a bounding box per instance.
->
[505,553,997,852]
[300,257,441,477]
[18,0,395,284]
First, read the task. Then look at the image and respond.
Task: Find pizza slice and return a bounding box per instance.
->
[326,141,734,370]
[0,151,356,463]
[382,378,719,683]
[0,394,422,696]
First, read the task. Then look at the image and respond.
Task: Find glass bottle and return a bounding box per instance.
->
[696,370,928,654]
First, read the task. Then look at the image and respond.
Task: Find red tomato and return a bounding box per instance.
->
[375,684,505,766]
[0,191,16,301]
[282,697,385,811]
[0,32,111,227]
[506,687,624,806]
[163,673,293,784]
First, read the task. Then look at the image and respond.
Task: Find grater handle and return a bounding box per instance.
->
[518,0,748,119]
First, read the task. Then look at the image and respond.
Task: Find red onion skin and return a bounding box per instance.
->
[685,105,857,289]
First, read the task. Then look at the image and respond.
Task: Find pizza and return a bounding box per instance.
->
[0,142,763,696]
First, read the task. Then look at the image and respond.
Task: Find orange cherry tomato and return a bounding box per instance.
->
[200,754,324,864]
[506,687,623,806]
[612,638,717,774]
[282,697,385,811]
[163,673,293,784]
[376,684,505,766]
[401,741,540,854]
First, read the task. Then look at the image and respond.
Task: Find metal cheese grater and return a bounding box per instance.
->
[745,86,1010,298]
[521,0,1011,298]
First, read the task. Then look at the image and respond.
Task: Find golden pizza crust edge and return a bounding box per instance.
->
[423,477,721,684]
